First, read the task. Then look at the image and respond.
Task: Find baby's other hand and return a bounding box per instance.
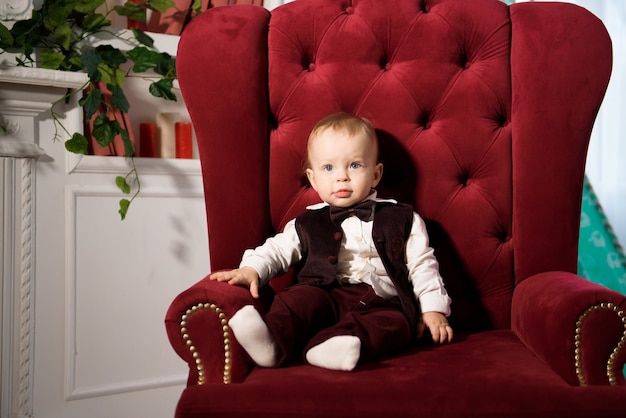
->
[209,267,260,298]
[421,311,453,345]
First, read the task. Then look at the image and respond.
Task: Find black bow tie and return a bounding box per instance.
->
[329,200,376,224]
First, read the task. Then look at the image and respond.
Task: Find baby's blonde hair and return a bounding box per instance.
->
[306,113,379,168]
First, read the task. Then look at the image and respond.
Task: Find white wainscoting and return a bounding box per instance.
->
[64,186,207,401]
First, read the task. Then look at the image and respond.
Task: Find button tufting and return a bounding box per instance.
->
[308,63,316,72]
[418,113,430,129]
[345,6,354,14]
[328,256,338,265]
[333,231,343,241]
[384,63,392,71]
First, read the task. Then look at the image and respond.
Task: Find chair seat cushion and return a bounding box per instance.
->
[175,330,626,417]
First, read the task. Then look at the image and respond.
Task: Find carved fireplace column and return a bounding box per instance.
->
[1,5,38,417]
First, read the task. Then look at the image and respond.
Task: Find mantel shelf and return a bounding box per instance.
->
[0,66,88,88]
[68,154,201,176]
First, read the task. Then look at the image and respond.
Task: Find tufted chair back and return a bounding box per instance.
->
[177,0,611,334]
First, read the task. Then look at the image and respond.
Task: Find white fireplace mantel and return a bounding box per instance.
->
[0,66,87,418]
[0,66,87,156]
[1,62,208,418]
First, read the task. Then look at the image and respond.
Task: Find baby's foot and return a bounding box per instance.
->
[229,305,278,367]
[305,335,361,371]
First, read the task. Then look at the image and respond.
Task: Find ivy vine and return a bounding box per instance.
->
[0,0,202,219]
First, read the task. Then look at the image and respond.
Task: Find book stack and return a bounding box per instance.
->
[138,112,193,159]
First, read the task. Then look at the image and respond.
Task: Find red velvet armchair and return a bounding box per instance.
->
[166,0,626,416]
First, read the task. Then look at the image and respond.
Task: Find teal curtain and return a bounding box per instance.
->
[578,176,626,296]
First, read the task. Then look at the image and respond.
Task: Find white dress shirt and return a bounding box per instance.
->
[240,192,451,316]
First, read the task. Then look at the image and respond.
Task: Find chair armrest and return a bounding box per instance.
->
[165,275,263,385]
[512,272,626,386]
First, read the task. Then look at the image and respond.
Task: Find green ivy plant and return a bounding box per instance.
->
[0,0,202,219]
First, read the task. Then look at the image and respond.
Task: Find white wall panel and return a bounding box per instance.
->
[65,188,208,400]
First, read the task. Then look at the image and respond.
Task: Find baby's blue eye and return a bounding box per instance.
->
[350,162,362,169]
[322,165,333,172]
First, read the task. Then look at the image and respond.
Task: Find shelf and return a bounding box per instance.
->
[0,66,88,89]
[67,153,201,176]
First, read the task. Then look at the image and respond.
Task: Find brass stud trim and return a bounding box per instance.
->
[180,302,232,385]
[574,302,626,386]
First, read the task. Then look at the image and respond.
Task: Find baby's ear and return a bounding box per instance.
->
[306,168,318,191]
[372,163,384,186]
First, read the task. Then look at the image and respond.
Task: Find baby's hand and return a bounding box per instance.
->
[210,267,260,298]
[421,311,453,345]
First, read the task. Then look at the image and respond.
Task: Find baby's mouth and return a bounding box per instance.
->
[334,189,352,198]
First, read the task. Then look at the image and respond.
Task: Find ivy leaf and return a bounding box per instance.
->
[74,0,107,14]
[54,23,72,50]
[78,87,102,120]
[11,14,45,51]
[108,84,130,113]
[127,46,161,72]
[131,29,154,48]
[43,3,72,32]
[98,63,125,87]
[192,0,202,13]
[40,49,66,70]
[0,22,14,49]
[120,128,135,156]
[22,44,35,61]
[146,0,176,13]
[82,13,111,31]
[64,133,89,155]
[114,2,147,22]
[154,52,176,76]
[118,198,131,220]
[96,44,127,68]
[149,77,177,101]
[80,49,102,82]
[115,176,131,194]
[67,55,83,69]
[91,113,117,147]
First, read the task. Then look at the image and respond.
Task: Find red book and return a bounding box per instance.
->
[139,122,159,157]
[175,121,193,159]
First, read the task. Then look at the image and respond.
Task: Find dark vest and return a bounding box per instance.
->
[294,203,421,334]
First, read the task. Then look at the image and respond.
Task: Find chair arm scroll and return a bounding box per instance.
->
[512,272,626,386]
[165,275,260,385]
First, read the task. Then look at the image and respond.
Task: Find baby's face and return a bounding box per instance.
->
[306,128,382,207]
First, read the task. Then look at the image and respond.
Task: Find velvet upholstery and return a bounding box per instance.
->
[166,0,626,416]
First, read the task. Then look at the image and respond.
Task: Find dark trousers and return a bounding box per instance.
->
[263,283,412,366]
